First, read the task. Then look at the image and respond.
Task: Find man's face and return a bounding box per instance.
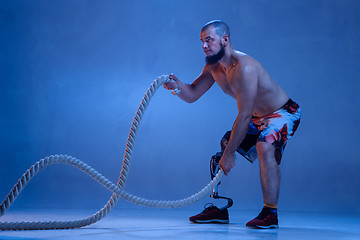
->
[200,27,225,64]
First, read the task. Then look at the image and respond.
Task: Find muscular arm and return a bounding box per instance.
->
[165,66,215,103]
[220,64,258,175]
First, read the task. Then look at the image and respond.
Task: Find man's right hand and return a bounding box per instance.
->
[163,74,179,90]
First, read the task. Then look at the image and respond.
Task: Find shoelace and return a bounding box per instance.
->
[202,203,216,213]
[256,208,273,220]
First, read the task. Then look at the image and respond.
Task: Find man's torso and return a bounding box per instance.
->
[207,51,289,117]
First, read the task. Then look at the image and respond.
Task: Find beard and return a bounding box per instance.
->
[205,44,225,64]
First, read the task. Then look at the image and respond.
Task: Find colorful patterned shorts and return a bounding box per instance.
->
[221,99,301,165]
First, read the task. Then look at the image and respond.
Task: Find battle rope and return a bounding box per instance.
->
[0,75,224,230]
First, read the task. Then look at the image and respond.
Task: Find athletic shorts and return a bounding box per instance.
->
[221,99,301,165]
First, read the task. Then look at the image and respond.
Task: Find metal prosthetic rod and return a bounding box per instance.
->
[210,152,233,210]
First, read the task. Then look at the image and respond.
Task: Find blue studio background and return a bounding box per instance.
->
[1,0,359,214]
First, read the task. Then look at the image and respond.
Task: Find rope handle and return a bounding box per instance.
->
[159,74,181,95]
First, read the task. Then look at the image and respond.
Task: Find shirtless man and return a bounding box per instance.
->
[163,20,301,228]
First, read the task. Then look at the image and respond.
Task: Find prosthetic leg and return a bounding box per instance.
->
[188,152,233,224]
[189,127,260,223]
[189,132,246,223]
[210,152,233,210]
[208,126,259,211]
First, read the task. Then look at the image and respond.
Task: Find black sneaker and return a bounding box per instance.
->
[246,207,279,229]
[189,203,229,224]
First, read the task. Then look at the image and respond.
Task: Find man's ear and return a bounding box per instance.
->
[222,35,230,46]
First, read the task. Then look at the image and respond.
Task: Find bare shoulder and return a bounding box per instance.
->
[235,51,260,66]
[202,63,212,73]
[233,51,261,75]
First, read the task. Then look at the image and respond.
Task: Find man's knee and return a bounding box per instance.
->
[256,142,276,162]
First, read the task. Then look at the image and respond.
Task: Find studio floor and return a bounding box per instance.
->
[0,208,359,240]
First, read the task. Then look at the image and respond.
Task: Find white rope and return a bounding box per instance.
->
[0,75,223,230]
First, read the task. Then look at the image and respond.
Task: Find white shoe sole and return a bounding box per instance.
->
[190,219,229,224]
[247,224,279,229]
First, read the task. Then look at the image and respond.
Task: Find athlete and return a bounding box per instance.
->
[163,20,301,228]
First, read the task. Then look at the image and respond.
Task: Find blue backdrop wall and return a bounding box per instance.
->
[1,0,359,214]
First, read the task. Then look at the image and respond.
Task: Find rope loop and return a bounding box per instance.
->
[0,75,223,230]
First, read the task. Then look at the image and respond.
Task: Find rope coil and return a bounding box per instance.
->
[0,75,223,230]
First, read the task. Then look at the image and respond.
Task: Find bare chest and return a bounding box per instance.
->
[211,68,236,98]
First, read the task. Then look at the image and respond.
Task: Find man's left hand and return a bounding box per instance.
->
[219,152,236,175]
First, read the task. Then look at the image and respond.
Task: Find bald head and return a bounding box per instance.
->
[201,20,230,39]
